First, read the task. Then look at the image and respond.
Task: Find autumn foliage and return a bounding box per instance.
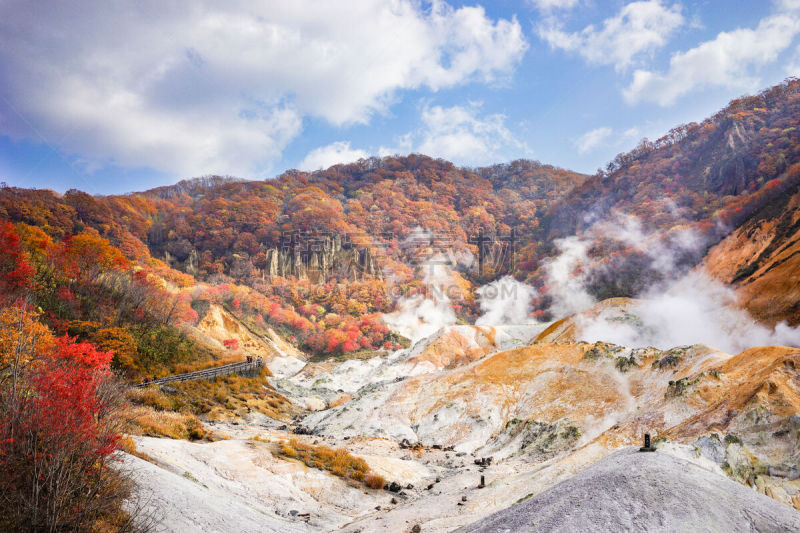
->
[0,307,135,531]
[0,79,800,370]
[223,338,240,350]
[0,221,35,296]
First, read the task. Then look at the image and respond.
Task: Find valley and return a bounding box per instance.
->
[122,297,800,532]
[3,79,800,532]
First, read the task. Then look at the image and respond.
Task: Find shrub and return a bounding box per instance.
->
[614,355,638,373]
[280,443,298,458]
[279,439,377,488]
[0,334,135,531]
[665,376,699,397]
[136,387,173,411]
[365,473,386,490]
[222,338,239,350]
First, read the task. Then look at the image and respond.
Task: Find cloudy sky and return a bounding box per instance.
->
[1,0,798,193]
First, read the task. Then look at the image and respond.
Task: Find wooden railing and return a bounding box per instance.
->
[134,359,263,388]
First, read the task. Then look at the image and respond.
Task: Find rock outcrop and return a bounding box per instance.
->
[190,303,306,377]
[703,181,800,327]
[295,332,800,508]
[263,234,380,282]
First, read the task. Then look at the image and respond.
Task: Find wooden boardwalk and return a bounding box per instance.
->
[135,358,263,387]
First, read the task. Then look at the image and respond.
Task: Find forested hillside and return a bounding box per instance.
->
[0,157,586,360]
[3,79,800,362]
[529,79,800,309]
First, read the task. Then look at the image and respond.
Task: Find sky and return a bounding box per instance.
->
[1,0,799,194]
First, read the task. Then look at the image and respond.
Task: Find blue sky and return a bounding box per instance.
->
[0,0,798,194]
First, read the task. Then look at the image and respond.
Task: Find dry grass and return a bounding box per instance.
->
[171,352,271,375]
[123,367,292,440]
[169,367,291,421]
[124,405,206,441]
[128,387,176,411]
[278,438,384,489]
[125,366,292,429]
[118,435,137,455]
[117,435,156,463]
[365,473,386,489]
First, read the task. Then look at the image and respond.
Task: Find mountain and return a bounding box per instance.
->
[526,79,800,315]
[136,156,586,282]
[544,79,800,240]
[0,157,587,363]
[4,79,800,532]
[3,80,800,360]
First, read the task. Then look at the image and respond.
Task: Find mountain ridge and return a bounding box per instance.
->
[3,78,800,360]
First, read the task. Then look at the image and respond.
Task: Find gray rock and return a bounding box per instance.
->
[694,435,726,465]
[455,447,800,533]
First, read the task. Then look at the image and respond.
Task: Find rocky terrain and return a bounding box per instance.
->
[191,303,307,378]
[5,15,800,531]
[703,181,800,327]
[123,297,800,532]
[456,448,800,533]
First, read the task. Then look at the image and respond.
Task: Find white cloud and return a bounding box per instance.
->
[574,126,613,154]
[779,0,800,11]
[787,44,800,77]
[624,13,800,105]
[0,1,528,178]
[529,0,580,11]
[383,103,528,166]
[299,141,368,171]
[539,1,684,71]
[622,127,641,139]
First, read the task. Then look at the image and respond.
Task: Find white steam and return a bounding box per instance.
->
[543,236,595,318]
[576,271,800,353]
[475,276,538,326]
[543,212,800,353]
[543,213,704,318]
[385,295,456,343]
[383,254,458,343]
[591,213,702,275]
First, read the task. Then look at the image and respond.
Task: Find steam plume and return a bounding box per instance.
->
[475,276,537,325]
[543,212,800,352]
[383,254,458,342]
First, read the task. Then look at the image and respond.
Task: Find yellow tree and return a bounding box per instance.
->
[0,306,55,395]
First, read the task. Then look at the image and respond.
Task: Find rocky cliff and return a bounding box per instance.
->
[262,234,380,283]
[704,181,800,326]
[174,233,381,283]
